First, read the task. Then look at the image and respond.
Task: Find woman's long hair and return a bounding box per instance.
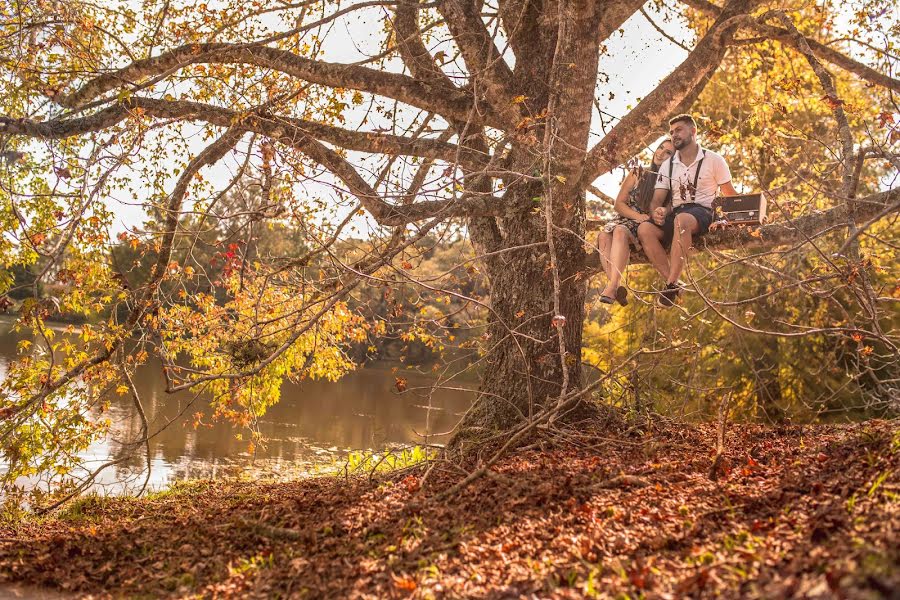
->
[634,139,671,212]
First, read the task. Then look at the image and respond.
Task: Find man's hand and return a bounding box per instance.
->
[652,206,667,225]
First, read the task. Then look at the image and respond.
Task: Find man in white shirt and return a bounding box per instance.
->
[637,114,738,306]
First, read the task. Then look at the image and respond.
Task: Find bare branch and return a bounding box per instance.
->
[437,0,521,127]
[55,42,491,126]
[0,97,489,171]
[394,0,455,87]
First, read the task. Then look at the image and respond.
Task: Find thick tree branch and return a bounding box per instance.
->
[681,0,900,92]
[588,187,900,252]
[581,0,758,185]
[0,104,129,138]
[0,98,504,225]
[749,26,900,93]
[679,0,723,14]
[701,188,900,248]
[438,0,521,127]
[596,0,649,43]
[497,0,542,68]
[0,97,489,172]
[394,0,455,86]
[290,131,503,224]
[54,42,492,126]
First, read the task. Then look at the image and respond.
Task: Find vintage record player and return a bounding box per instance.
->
[714,193,767,225]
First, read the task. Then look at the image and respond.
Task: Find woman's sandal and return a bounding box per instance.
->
[599,287,628,306]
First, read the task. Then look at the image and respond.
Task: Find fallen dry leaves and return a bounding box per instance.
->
[0,420,897,599]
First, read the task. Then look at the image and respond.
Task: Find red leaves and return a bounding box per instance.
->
[394,377,407,393]
[391,572,417,592]
[675,568,711,595]
[820,94,844,111]
[628,562,651,591]
[739,455,764,478]
[1,422,894,598]
[260,140,275,169]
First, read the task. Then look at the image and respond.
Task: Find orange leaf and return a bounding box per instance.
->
[391,573,417,591]
[402,475,419,493]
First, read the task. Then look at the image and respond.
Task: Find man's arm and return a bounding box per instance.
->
[720,180,738,196]
[715,155,736,196]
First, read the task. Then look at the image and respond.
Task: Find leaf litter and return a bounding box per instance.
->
[0,420,897,598]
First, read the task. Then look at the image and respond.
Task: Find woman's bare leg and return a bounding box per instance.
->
[601,226,632,297]
[597,231,613,281]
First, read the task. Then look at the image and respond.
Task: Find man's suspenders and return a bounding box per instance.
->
[690,158,704,204]
[665,158,674,207]
[666,155,705,206]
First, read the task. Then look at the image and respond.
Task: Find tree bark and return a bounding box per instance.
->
[453,189,589,447]
[449,0,603,447]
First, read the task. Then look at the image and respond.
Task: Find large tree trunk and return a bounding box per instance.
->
[448,1,602,447]
[454,194,588,443]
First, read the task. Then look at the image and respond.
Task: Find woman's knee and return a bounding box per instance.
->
[612,225,629,241]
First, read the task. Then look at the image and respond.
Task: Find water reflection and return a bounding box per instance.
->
[0,318,472,494]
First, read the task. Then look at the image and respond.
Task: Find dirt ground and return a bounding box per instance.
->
[1,419,897,599]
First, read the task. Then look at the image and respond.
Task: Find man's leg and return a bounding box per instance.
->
[667,212,700,285]
[637,222,669,280]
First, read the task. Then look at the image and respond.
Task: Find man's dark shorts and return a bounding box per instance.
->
[657,204,714,248]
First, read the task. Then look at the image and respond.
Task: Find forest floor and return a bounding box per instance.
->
[0,418,897,599]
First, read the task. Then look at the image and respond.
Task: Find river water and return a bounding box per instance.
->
[0,317,473,495]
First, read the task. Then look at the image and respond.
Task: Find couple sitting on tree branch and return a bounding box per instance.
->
[596,114,738,307]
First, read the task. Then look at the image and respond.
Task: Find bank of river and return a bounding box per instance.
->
[0,317,473,495]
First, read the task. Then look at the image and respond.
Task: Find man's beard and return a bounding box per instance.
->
[673,136,692,150]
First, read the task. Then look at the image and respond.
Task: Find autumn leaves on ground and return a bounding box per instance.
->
[1,419,897,599]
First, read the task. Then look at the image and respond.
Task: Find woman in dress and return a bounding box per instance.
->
[597,138,675,305]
